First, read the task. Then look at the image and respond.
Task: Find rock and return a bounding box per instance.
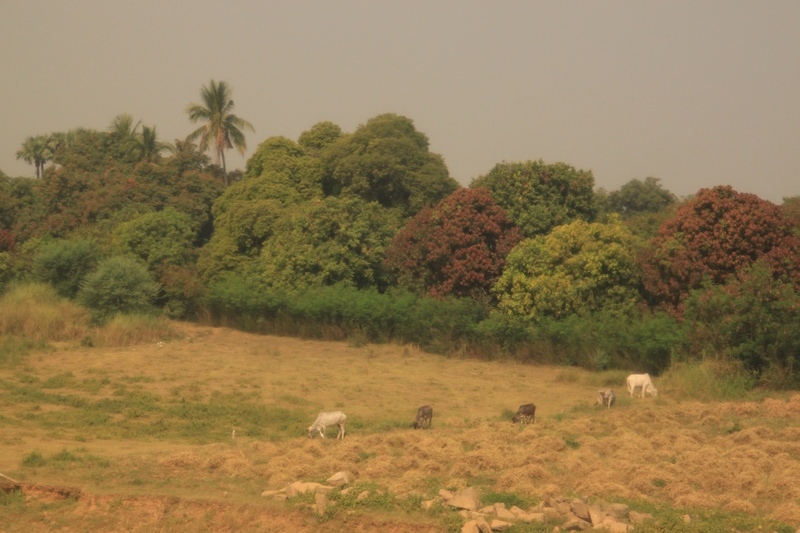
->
[570,501,590,521]
[448,488,480,511]
[490,520,513,531]
[562,517,592,531]
[356,490,370,501]
[261,489,282,498]
[517,512,544,523]
[459,510,470,518]
[587,505,603,527]
[340,487,352,496]
[682,514,691,524]
[326,471,350,486]
[606,522,633,533]
[629,511,654,524]
[479,506,495,514]
[543,507,562,521]
[439,489,455,500]
[608,503,629,517]
[0,474,21,493]
[421,499,434,510]
[475,516,492,533]
[493,503,516,521]
[285,481,333,497]
[273,494,287,502]
[461,520,479,533]
[556,502,572,515]
[314,492,328,515]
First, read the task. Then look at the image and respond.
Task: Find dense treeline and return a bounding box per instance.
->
[3,101,800,389]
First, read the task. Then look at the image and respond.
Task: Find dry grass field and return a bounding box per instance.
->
[2,322,800,532]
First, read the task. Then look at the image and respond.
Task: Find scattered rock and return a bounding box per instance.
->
[571,501,591,522]
[493,503,516,521]
[628,510,654,524]
[490,519,513,531]
[587,505,603,527]
[340,487,352,496]
[326,471,350,487]
[517,512,544,523]
[608,503,629,517]
[461,520,479,533]
[439,489,455,500]
[562,517,592,531]
[421,499,434,510]
[682,514,691,524]
[447,487,480,511]
[314,492,328,515]
[475,516,492,533]
[285,481,333,497]
[356,490,370,501]
[260,489,286,498]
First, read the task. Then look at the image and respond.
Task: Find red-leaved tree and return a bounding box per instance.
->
[384,187,523,299]
[640,185,800,315]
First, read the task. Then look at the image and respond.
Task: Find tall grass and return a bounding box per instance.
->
[0,283,89,342]
[659,359,757,402]
[0,283,176,354]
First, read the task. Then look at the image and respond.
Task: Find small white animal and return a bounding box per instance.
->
[512,403,536,424]
[307,411,347,439]
[596,389,616,408]
[626,373,658,398]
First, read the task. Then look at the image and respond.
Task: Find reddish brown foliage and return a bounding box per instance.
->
[384,187,523,299]
[640,186,800,315]
[0,229,14,252]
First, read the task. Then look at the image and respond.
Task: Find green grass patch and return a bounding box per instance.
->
[481,491,532,509]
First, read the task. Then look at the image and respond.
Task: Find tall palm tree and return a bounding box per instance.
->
[16,134,52,178]
[131,125,174,163]
[185,79,254,185]
[109,113,142,160]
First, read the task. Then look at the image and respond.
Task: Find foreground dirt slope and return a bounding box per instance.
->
[2,323,800,530]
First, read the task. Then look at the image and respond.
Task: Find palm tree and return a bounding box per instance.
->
[16,134,52,178]
[109,113,142,160]
[185,79,254,185]
[131,125,174,163]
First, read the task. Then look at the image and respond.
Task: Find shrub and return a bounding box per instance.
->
[32,239,101,299]
[77,256,160,322]
[0,283,89,341]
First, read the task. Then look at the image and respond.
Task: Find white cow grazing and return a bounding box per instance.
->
[626,373,658,398]
[307,411,347,439]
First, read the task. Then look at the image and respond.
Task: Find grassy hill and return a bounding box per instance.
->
[1,322,799,532]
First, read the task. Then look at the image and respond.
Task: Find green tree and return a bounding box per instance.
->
[113,208,197,276]
[471,160,596,237]
[185,79,254,184]
[77,256,160,321]
[32,239,102,299]
[298,121,343,154]
[321,113,459,217]
[494,217,643,321]
[16,134,52,178]
[130,125,174,163]
[248,196,401,291]
[605,177,677,217]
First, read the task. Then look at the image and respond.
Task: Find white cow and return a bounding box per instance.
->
[307,411,347,439]
[626,373,658,398]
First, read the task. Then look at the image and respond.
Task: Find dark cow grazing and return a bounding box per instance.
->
[412,405,433,429]
[512,403,536,424]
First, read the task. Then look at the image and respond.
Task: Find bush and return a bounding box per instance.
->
[77,256,160,322]
[32,239,102,299]
[0,283,89,341]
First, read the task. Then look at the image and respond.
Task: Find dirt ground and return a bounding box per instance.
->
[2,323,800,531]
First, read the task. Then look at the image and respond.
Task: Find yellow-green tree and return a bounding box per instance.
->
[494,217,643,321]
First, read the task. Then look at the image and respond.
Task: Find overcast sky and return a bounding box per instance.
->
[1,1,798,203]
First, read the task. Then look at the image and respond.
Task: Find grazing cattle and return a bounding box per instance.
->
[307,411,347,439]
[512,403,536,424]
[626,373,658,398]
[412,405,433,429]
[596,389,616,408]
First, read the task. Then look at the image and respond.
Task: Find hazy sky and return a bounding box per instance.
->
[2,1,798,203]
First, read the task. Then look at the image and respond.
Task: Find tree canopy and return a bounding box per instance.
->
[384,187,523,299]
[640,185,800,315]
[471,160,596,237]
[321,114,459,218]
[494,217,643,321]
